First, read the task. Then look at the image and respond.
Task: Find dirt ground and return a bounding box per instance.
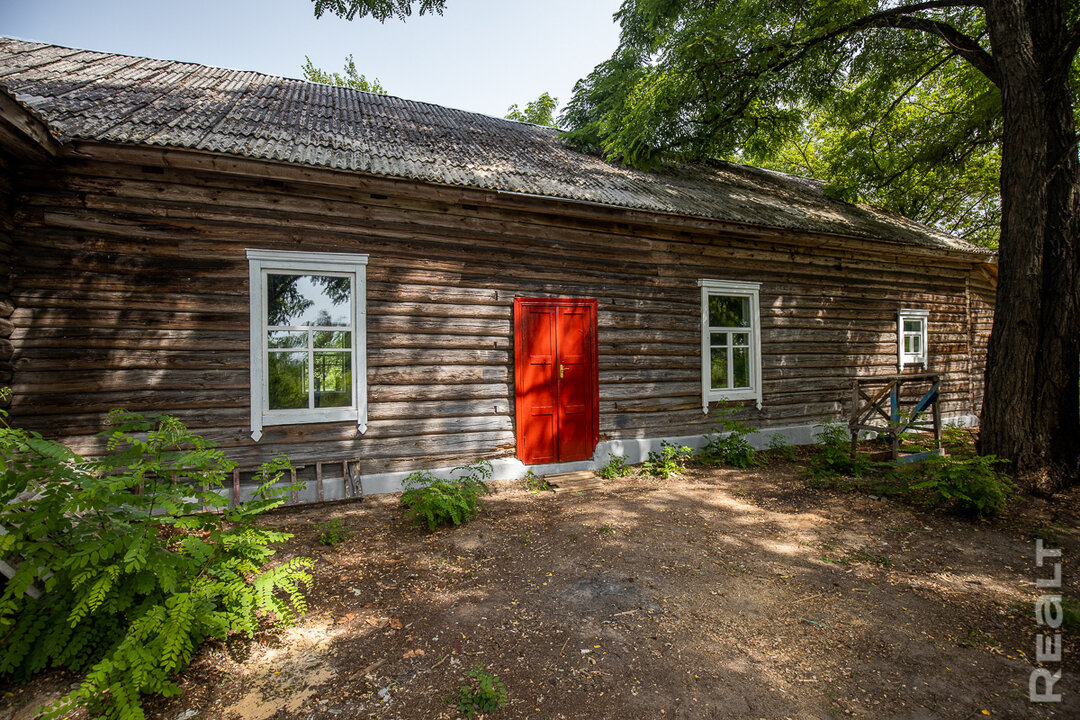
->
[4,451,1078,720]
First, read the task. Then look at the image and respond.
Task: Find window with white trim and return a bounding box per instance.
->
[700,279,762,411]
[897,308,929,369]
[247,249,368,441]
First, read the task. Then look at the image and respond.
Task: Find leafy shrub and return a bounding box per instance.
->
[316,517,354,546]
[642,442,693,479]
[598,454,631,479]
[400,460,493,531]
[767,432,798,461]
[807,423,875,480]
[698,406,761,468]
[0,410,311,720]
[698,403,762,467]
[522,469,550,493]
[448,665,508,718]
[888,453,1013,519]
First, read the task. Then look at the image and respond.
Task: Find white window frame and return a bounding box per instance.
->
[897,308,929,370]
[699,279,763,412]
[247,249,368,441]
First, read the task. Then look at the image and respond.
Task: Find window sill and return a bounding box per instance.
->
[705,388,762,410]
[251,408,365,441]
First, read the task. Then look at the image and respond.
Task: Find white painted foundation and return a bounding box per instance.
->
[226,413,982,502]
[350,413,979,496]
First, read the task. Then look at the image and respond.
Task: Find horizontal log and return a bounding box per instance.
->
[368,398,512,420]
[600,381,699,401]
[368,348,509,367]
[368,382,509,402]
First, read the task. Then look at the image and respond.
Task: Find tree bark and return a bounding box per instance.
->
[980,0,1080,492]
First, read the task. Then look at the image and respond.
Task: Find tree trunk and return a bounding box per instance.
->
[981,0,1080,492]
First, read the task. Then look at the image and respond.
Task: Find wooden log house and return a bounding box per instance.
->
[0,39,997,499]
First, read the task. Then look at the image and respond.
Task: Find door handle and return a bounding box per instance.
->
[559,364,564,379]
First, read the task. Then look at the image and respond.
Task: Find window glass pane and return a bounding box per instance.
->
[711,347,729,389]
[710,332,728,346]
[314,330,351,349]
[733,333,749,347]
[904,319,923,333]
[268,330,306,349]
[268,352,308,409]
[904,336,912,354]
[313,351,352,407]
[733,347,750,388]
[708,295,750,328]
[912,335,921,354]
[267,274,351,327]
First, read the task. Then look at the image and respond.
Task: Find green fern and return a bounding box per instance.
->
[400,461,493,531]
[0,409,313,720]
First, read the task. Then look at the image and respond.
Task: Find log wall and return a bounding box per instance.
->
[0,151,16,403]
[7,144,994,473]
[968,268,997,416]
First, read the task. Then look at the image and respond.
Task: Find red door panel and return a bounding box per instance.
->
[514,298,598,465]
[520,305,558,464]
[557,306,590,461]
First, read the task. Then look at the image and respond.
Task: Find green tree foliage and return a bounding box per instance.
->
[301,54,387,93]
[0,410,312,720]
[740,70,1002,247]
[313,0,445,22]
[505,92,559,127]
[560,1,1007,247]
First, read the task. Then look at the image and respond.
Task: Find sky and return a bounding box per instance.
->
[0,0,625,119]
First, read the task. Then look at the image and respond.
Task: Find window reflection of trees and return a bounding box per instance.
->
[266,275,353,410]
[267,275,351,326]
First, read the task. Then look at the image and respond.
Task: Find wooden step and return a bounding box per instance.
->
[546,470,607,492]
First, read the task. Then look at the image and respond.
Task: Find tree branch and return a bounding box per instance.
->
[751,1,999,88]
[875,15,1000,86]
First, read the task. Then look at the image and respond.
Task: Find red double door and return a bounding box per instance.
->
[513,298,599,465]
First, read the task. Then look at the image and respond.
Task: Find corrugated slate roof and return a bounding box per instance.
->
[0,38,988,255]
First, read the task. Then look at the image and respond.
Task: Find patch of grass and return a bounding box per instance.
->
[960,628,1001,650]
[1032,523,1065,546]
[448,665,507,718]
[316,517,354,546]
[400,460,493,531]
[597,524,616,536]
[847,551,893,567]
[1063,597,1080,634]
[642,442,693,479]
[598,454,632,480]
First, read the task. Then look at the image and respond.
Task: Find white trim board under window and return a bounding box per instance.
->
[699,279,762,412]
[897,308,929,370]
[247,249,368,441]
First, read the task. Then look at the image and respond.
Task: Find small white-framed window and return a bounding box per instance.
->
[699,279,762,412]
[897,308,929,370]
[247,249,368,441]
